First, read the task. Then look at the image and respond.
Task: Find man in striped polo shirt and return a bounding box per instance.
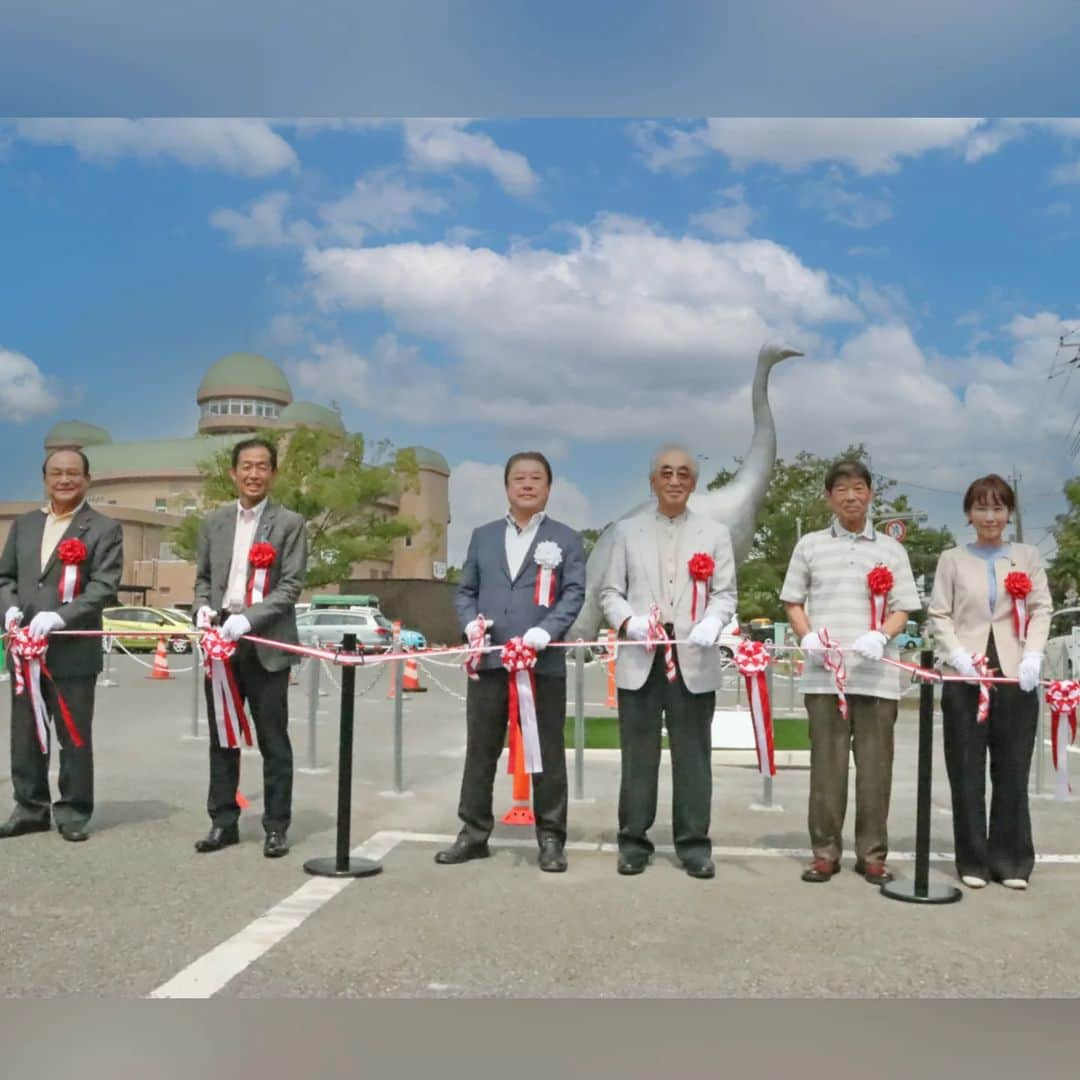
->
[780,460,920,885]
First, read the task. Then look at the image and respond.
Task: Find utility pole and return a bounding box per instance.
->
[1012,467,1024,542]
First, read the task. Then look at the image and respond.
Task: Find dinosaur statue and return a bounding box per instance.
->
[570,341,803,638]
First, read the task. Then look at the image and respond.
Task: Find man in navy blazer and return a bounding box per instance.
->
[438,452,586,871]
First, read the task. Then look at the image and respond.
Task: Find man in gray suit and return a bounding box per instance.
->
[193,437,307,858]
[0,447,123,842]
[438,451,586,872]
[601,445,737,878]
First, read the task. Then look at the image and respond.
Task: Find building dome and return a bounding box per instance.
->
[196,352,293,405]
[279,401,347,435]
[405,446,450,474]
[44,420,113,450]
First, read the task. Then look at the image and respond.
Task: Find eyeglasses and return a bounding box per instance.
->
[236,462,274,474]
[45,469,86,480]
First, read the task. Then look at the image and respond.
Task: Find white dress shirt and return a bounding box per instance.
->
[41,500,86,567]
[225,499,267,611]
[505,510,546,579]
[655,509,688,623]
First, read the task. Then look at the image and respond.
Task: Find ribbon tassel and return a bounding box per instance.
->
[735,640,775,777]
[502,637,543,774]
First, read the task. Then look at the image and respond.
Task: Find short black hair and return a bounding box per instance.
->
[504,451,552,486]
[42,447,91,477]
[824,459,873,492]
[231,438,278,471]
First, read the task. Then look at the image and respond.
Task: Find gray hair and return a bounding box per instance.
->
[649,443,699,479]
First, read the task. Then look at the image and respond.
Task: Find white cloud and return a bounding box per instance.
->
[799,173,893,228]
[690,185,756,239]
[637,118,986,175]
[14,118,297,176]
[0,348,60,421]
[318,169,449,241]
[1050,160,1080,185]
[210,191,317,248]
[402,119,539,196]
[447,461,592,565]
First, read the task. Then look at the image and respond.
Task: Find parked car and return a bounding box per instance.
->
[102,606,195,654]
[295,609,393,653]
[894,619,924,651]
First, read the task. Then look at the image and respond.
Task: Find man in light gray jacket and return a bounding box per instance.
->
[438,452,586,872]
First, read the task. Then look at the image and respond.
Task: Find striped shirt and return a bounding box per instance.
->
[780,519,921,700]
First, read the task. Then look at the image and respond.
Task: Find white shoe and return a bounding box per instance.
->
[1001,878,1028,890]
[961,875,987,888]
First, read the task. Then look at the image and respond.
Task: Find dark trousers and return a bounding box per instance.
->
[805,693,898,865]
[9,674,95,828]
[942,637,1038,882]
[617,647,714,861]
[205,642,293,833]
[457,669,568,845]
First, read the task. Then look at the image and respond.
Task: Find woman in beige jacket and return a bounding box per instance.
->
[928,474,1051,891]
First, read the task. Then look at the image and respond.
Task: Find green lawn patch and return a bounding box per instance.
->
[563,714,810,751]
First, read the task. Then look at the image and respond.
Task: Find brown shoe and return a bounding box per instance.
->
[854,861,895,884]
[801,857,841,883]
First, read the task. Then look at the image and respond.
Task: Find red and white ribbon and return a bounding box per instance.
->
[867,564,894,632]
[533,541,562,608]
[56,538,87,604]
[463,614,489,680]
[647,603,677,683]
[501,637,542,774]
[1046,680,1080,799]
[735,639,775,777]
[200,628,253,749]
[687,552,715,622]
[9,627,83,754]
[818,628,848,720]
[971,653,992,723]
[1004,572,1032,644]
[246,542,276,606]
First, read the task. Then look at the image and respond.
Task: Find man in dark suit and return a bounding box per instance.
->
[437,451,586,872]
[0,447,123,842]
[193,437,307,858]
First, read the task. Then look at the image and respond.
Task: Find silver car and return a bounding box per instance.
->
[295,609,393,653]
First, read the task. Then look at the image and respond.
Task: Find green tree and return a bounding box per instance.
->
[1048,478,1080,619]
[707,445,952,621]
[170,427,420,587]
[580,525,611,561]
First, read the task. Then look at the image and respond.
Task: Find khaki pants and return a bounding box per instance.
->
[805,693,898,865]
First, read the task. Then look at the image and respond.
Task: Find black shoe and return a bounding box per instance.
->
[0,814,50,839]
[617,852,649,875]
[854,861,896,885]
[58,824,88,843]
[538,836,567,873]
[263,831,289,858]
[194,825,240,853]
[434,837,490,865]
[682,855,715,879]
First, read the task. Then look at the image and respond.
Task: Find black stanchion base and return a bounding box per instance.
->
[880,879,962,904]
[303,856,383,878]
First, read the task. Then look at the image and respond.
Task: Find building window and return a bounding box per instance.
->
[229,401,242,415]
[159,543,175,560]
[242,401,254,415]
[154,498,167,512]
[183,503,197,514]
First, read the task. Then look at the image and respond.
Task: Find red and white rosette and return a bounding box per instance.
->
[463,614,489,680]
[246,542,276,606]
[533,540,562,608]
[867,564,894,631]
[818,628,848,720]
[1046,679,1080,799]
[9,626,83,754]
[501,637,543,774]
[200,628,253,749]
[688,552,715,621]
[647,603,677,683]
[1004,571,1033,644]
[735,639,775,777]
[56,537,87,604]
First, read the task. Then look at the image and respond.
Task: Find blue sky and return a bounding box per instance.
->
[1,117,1078,562]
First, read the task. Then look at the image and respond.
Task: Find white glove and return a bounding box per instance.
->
[522,627,551,651]
[625,615,651,642]
[687,615,723,647]
[195,606,217,629]
[947,648,978,679]
[220,614,252,642]
[1018,652,1043,693]
[465,617,492,639]
[800,631,827,667]
[4,606,22,631]
[851,630,889,662]
[28,611,65,638]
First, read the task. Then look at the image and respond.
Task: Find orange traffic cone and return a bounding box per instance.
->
[147,636,174,680]
[501,718,535,826]
[605,628,617,708]
[402,653,426,692]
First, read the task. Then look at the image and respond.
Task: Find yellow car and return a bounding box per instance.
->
[102,606,195,654]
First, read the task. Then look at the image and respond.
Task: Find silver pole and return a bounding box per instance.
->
[574,642,585,800]
[191,638,201,737]
[307,657,321,771]
[393,651,405,794]
[1035,687,1046,795]
[761,659,776,808]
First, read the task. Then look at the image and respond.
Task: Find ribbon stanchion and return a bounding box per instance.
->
[735,640,775,778]
[881,649,962,906]
[1045,680,1080,800]
[303,633,383,879]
